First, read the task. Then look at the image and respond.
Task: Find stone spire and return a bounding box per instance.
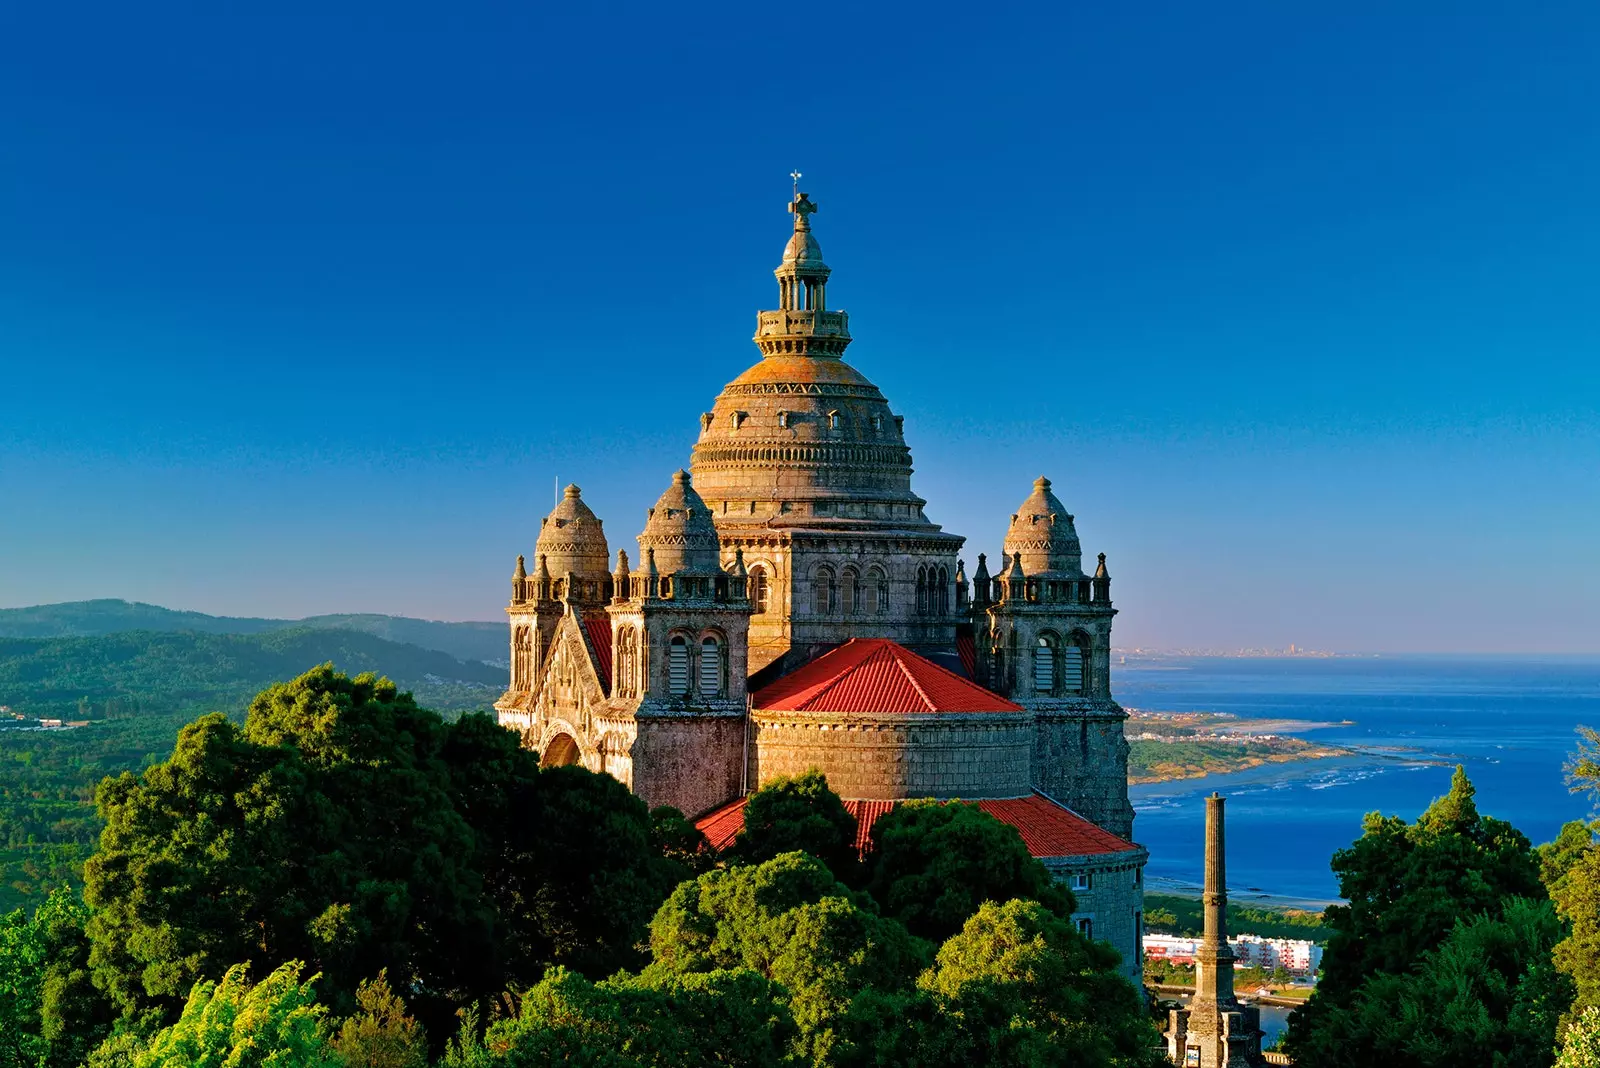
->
[1169,793,1262,1067]
[757,189,852,358]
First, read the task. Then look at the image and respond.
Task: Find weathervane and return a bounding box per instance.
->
[791,170,802,199]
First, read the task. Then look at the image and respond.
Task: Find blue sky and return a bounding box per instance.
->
[1,4,1596,652]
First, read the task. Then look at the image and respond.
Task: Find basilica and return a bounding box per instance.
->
[494,190,1147,983]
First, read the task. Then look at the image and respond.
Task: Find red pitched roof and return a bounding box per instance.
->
[753,638,1021,714]
[582,619,612,691]
[694,793,1136,860]
[955,632,977,679]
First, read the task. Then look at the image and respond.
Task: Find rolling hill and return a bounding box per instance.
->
[0,599,506,664]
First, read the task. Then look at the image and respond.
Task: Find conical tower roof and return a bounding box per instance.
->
[1003,476,1082,576]
[637,469,721,574]
[535,484,611,579]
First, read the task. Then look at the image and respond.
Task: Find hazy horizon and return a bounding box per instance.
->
[3,7,1596,654]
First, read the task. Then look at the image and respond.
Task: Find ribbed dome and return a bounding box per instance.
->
[637,469,721,574]
[1003,477,1082,575]
[535,484,611,579]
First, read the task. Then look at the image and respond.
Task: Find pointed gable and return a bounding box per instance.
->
[753,638,1021,714]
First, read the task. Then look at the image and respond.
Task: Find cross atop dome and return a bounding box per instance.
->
[789,191,818,231]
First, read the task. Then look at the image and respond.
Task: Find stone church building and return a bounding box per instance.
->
[495,191,1148,983]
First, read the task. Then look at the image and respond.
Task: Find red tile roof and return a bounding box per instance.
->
[753,638,1021,715]
[955,633,977,679]
[582,619,612,691]
[694,792,1137,859]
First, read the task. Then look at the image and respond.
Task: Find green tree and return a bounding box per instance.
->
[463,966,798,1067]
[1286,767,1552,1067]
[647,851,927,1065]
[83,668,672,1039]
[1543,821,1600,1018]
[650,806,715,879]
[910,899,1163,1068]
[1289,898,1570,1068]
[329,971,428,1068]
[861,800,1074,943]
[732,773,859,882]
[112,961,339,1068]
[1559,1006,1600,1068]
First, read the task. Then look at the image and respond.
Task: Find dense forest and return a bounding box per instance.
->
[0,620,504,914]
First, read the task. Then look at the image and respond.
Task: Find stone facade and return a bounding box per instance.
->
[493,188,1145,984]
[750,709,1034,799]
[1043,844,1150,990]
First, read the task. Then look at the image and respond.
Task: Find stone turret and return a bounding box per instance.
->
[1167,795,1263,1067]
[975,476,1133,840]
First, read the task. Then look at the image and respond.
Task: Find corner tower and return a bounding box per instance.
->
[976,476,1134,839]
[690,191,964,673]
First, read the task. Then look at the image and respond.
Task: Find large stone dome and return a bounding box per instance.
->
[1003,476,1082,575]
[637,469,721,574]
[688,191,935,532]
[535,484,611,578]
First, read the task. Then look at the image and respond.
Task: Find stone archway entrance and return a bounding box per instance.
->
[540,732,580,768]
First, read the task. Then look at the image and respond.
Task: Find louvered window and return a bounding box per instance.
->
[668,636,690,696]
[1063,644,1084,695]
[700,636,722,696]
[1034,634,1058,694]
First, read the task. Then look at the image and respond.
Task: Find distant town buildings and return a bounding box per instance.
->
[1146,932,1323,978]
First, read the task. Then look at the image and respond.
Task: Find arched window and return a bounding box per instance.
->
[841,567,859,615]
[813,567,836,615]
[751,566,770,614]
[1063,639,1086,695]
[916,567,929,615]
[937,566,950,614]
[668,635,690,696]
[700,635,722,696]
[864,566,886,615]
[1034,633,1059,695]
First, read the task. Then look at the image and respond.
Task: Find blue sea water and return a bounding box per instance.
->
[1116,655,1600,904]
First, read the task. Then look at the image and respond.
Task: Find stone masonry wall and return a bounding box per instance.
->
[751,711,1032,799]
[1042,848,1148,989]
[631,714,747,819]
[1034,709,1135,840]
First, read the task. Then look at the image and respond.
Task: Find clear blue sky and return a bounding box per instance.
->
[1,4,1596,652]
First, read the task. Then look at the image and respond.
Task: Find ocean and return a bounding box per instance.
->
[1117,655,1600,905]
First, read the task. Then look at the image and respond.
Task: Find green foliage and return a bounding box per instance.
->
[906,899,1164,1068]
[1544,822,1600,1018]
[112,961,340,1068]
[0,885,115,1068]
[1570,726,1600,807]
[1140,893,1327,942]
[732,773,859,882]
[647,851,927,1064]
[1286,767,1555,1068]
[1559,1006,1600,1068]
[329,970,428,1068]
[0,625,504,911]
[649,807,714,879]
[82,667,670,1040]
[459,966,798,1067]
[1289,898,1570,1068]
[861,800,1074,943]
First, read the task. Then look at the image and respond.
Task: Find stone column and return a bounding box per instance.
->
[1195,792,1236,1007]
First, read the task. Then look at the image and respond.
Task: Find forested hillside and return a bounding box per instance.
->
[0,626,505,912]
[0,599,506,664]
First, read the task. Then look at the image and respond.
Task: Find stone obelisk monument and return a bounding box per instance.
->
[1166,793,1262,1067]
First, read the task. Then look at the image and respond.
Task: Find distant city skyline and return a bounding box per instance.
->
[2,6,1596,653]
